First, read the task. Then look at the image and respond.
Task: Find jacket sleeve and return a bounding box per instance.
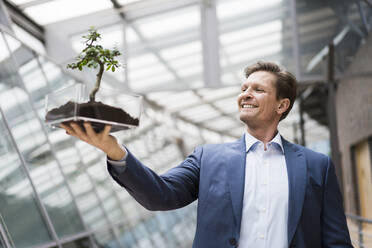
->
[107,146,202,211]
[321,157,353,248]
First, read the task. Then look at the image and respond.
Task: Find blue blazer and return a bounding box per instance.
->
[108,136,352,248]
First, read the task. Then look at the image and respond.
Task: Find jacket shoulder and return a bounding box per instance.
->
[289,142,330,168]
[201,140,242,152]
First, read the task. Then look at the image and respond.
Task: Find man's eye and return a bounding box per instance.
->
[256,88,264,92]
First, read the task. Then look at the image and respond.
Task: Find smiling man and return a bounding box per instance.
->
[61,61,353,248]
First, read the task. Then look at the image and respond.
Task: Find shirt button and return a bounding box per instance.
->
[259,234,265,239]
[262,207,266,212]
[229,238,237,246]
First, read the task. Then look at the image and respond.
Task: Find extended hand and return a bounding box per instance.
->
[60,122,126,161]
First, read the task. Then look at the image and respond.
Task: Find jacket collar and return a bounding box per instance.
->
[282,137,307,245]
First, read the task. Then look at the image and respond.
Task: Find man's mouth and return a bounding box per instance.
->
[241,104,257,109]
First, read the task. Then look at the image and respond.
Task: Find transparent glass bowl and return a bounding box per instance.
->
[45,84,142,132]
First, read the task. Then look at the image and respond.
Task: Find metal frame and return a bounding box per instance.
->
[0,0,13,32]
[0,213,12,248]
[200,0,221,87]
[289,0,301,80]
[0,105,61,247]
[356,0,371,33]
[327,43,344,195]
[3,0,44,42]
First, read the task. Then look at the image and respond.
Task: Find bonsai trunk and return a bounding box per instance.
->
[89,61,104,102]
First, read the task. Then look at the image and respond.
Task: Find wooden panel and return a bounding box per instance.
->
[355,140,372,247]
[355,140,372,219]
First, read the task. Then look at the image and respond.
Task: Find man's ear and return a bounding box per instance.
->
[277,98,290,115]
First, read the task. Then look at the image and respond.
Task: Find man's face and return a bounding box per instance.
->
[237,71,283,127]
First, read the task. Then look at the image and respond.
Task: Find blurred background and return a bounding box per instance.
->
[0,0,371,247]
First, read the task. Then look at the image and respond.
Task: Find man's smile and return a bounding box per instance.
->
[241,103,258,110]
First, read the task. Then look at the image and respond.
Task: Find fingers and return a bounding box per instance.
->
[60,123,75,136]
[84,122,96,138]
[69,122,89,141]
[61,122,112,148]
[102,124,112,137]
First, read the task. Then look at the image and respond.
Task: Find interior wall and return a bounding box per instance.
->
[336,32,372,213]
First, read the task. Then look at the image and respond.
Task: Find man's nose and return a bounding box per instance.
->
[242,88,253,98]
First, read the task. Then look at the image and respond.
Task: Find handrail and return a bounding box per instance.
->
[346,213,372,225]
[346,213,372,248]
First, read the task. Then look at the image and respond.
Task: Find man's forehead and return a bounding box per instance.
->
[242,71,276,86]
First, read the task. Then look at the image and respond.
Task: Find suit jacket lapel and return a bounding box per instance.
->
[226,135,246,232]
[282,138,307,245]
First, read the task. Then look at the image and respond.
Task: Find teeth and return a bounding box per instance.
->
[242,104,256,108]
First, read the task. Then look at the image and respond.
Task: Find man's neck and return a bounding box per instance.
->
[246,125,278,145]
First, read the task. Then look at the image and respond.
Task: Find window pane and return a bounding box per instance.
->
[0,110,53,247]
[62,236,91,248]
[92,229,119,248]
[38,57,76,92]
[217,0,294,85]
[1,33,85,238]
[128,5,203,91]
[23,0,112,25]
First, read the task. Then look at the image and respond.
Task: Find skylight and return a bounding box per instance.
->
[22,0,113,25]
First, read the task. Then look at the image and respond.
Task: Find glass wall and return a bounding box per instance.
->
[0,27,198,248]
[1,32,86,238]
[0,108,52,247]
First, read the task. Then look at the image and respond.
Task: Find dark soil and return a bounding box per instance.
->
[45,101,139,133]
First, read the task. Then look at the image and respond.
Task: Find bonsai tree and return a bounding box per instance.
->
[67,27,121,102]
[45,27,140,132]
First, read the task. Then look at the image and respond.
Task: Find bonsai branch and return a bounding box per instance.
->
[90,61,104,102]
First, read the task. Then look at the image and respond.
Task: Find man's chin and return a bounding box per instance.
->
[239,115,255,125]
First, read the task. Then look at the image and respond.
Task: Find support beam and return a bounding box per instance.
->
[356,0,370,32]
[363,0,372,7]
[0,0,13,31]
[0,213,12,248]
[299,99,306,146]
[327,43,344,196]
[306,26,350,73]
[289,0,301,80]
[3,0,44,42]
[200,0,220,87]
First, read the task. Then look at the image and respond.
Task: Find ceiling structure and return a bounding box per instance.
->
[2,0,370,152]
[0,1,371,247]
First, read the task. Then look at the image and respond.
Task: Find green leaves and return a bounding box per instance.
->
[66,27,122,73]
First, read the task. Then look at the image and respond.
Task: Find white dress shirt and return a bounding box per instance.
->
[238,131,289,248]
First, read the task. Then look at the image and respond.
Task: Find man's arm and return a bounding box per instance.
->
[61,121,200,210]
[108,146,201,211]
[321,157,353,248]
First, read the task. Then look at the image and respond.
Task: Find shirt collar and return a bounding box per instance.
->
[244,130,284,154]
